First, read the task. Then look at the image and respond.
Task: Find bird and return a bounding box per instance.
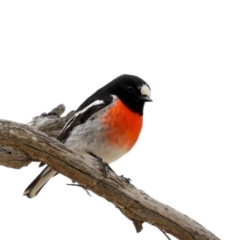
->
[24,74,152,198]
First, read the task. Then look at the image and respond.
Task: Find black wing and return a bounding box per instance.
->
[38,95,114,167]
[57,94,114,143]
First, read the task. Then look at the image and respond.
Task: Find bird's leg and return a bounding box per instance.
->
[87,152,115,177]
[87,152,130,183]
[66,183,91,197]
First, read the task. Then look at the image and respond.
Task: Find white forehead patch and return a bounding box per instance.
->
[140,84,151,97]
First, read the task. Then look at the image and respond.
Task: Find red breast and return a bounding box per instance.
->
[102,99,143,151]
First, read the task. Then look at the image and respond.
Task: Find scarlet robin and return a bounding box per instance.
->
[24,74,152,198]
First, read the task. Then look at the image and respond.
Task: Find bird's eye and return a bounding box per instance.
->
[127,85,134,93]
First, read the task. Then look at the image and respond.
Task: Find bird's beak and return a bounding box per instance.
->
[140,95,153,102]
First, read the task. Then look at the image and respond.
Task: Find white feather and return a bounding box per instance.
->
[74,100,104,117]
[62,99,104,132]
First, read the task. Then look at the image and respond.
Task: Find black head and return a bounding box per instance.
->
[78,74,152,116]
[110,74,152,115]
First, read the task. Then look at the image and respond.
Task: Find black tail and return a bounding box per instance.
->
[23,166,57,198]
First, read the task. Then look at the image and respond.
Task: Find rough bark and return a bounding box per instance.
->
[0,119,220,240]
[0,104,74,169]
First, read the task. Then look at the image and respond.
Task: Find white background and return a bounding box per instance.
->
[1,1,240,240]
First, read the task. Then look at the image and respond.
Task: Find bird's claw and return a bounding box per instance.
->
[88,152,115,177]
[120,175,131,184]
[66,183,91,197]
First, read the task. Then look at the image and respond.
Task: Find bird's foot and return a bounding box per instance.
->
[88,152,115,177]
[120,175,131,184]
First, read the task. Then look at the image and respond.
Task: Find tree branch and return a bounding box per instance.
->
[0,119,220,240]
[27,104,75,138]
[0,145,34,168]
[0,104,74,169]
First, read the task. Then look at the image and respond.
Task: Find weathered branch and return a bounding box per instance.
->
[27,104,75,138]
[0,145,35,168]
[0,119,220,240]
[0,104,74,169]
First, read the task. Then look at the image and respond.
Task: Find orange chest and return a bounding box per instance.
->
[102,99,143,150]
